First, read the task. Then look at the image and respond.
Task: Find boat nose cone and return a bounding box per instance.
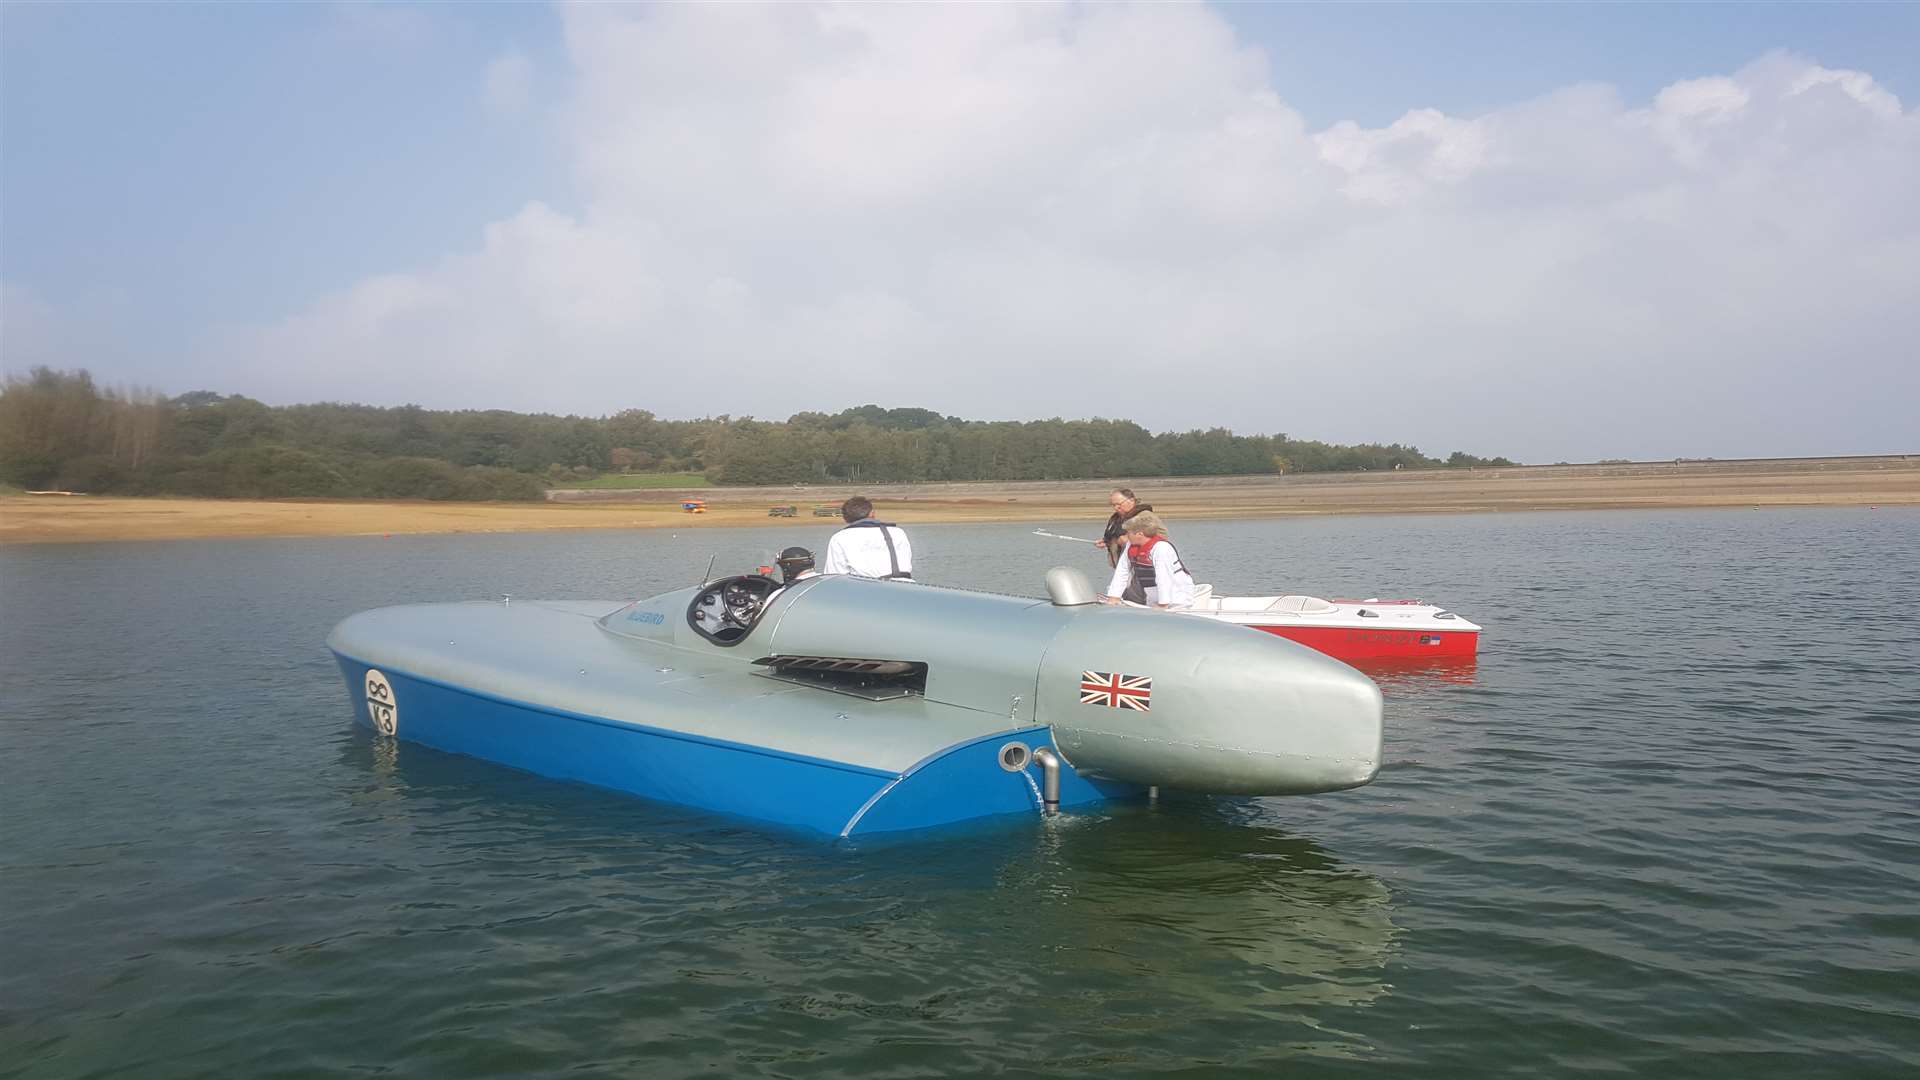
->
[1042,614,1384,795]
[1185,637,1383,793]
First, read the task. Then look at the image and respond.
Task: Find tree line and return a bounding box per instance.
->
[0,368,1515,501]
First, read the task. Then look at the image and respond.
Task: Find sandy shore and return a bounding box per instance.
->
[3,456,1913,544]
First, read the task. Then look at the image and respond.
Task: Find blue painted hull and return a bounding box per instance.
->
[331,651,1129,837]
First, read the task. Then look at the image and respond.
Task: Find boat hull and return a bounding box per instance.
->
[1249,623,1479,660]
[330,650,1124,838]
[1182,594,1481,663]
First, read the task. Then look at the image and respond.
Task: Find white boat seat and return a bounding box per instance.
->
[1266,595,1339,615]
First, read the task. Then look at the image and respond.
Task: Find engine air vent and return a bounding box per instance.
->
[752,655,928,701]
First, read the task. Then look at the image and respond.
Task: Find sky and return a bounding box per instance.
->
[2,1,1916,464]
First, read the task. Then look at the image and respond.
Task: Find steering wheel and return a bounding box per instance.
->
[720,580,762,628]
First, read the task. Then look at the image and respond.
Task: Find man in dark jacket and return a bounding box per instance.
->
[1098,488,1152,603]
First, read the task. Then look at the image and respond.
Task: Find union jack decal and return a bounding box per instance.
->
[1080,670,1153,711]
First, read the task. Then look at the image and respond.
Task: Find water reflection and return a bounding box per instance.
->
[999,798,1399,1008]
[1351,655,1480,691]
[341,731,1400,1065]
[859,798,1401,1063]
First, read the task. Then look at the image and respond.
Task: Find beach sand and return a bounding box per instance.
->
[3,456,1913,544]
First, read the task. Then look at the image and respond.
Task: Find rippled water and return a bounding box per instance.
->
[3,509,1917,1077]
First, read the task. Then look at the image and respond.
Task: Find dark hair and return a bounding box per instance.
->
[1112,487,1135,501]
[841,496,873,523]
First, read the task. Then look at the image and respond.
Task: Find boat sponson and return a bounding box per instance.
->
[1036,607,1385,794]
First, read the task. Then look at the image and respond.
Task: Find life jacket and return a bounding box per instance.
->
[1103,502,1153,565]
[846,518,913,580]
[1127,535,1189,591]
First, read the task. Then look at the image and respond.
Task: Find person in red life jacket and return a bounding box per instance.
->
[1097,487,1153,604]
[1103,511,1196,609]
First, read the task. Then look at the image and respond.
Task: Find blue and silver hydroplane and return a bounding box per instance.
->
[328,568,1383,838]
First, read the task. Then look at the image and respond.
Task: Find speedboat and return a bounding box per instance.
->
[328,568,1383,838]
[1178,589,1481,662]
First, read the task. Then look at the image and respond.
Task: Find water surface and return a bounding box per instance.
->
[3,509,1917,1077]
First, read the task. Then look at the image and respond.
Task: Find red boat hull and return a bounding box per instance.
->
[1250,623,1479,661]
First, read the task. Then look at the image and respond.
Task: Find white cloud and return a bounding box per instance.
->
[1790,64,1902,118]
[1316,109,1492,204]
[209,5,1918,461]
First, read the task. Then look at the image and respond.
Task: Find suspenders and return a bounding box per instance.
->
[846,519,913,580]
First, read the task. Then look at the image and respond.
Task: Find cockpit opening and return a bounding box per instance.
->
[686,574,781,645]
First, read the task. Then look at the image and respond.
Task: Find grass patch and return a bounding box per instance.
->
[563,472,711,490]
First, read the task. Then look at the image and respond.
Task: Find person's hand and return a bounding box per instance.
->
[1100,595,1119,605]
[1092,539,1106,548]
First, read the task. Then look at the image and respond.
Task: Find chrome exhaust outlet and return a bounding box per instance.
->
[1031,747,1061,813]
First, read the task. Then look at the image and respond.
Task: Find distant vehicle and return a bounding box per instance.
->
[768,505,797,517]
[813,505,840,517]
[682,500,707,514]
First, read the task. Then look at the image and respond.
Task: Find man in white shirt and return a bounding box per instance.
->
[822,496,914,580]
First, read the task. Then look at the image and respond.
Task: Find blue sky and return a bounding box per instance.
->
[3,2,1916,461]
[2,3,569,372]
[1232,2,1918,125]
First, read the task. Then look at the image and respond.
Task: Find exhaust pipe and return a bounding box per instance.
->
[1031,747,1061,812]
